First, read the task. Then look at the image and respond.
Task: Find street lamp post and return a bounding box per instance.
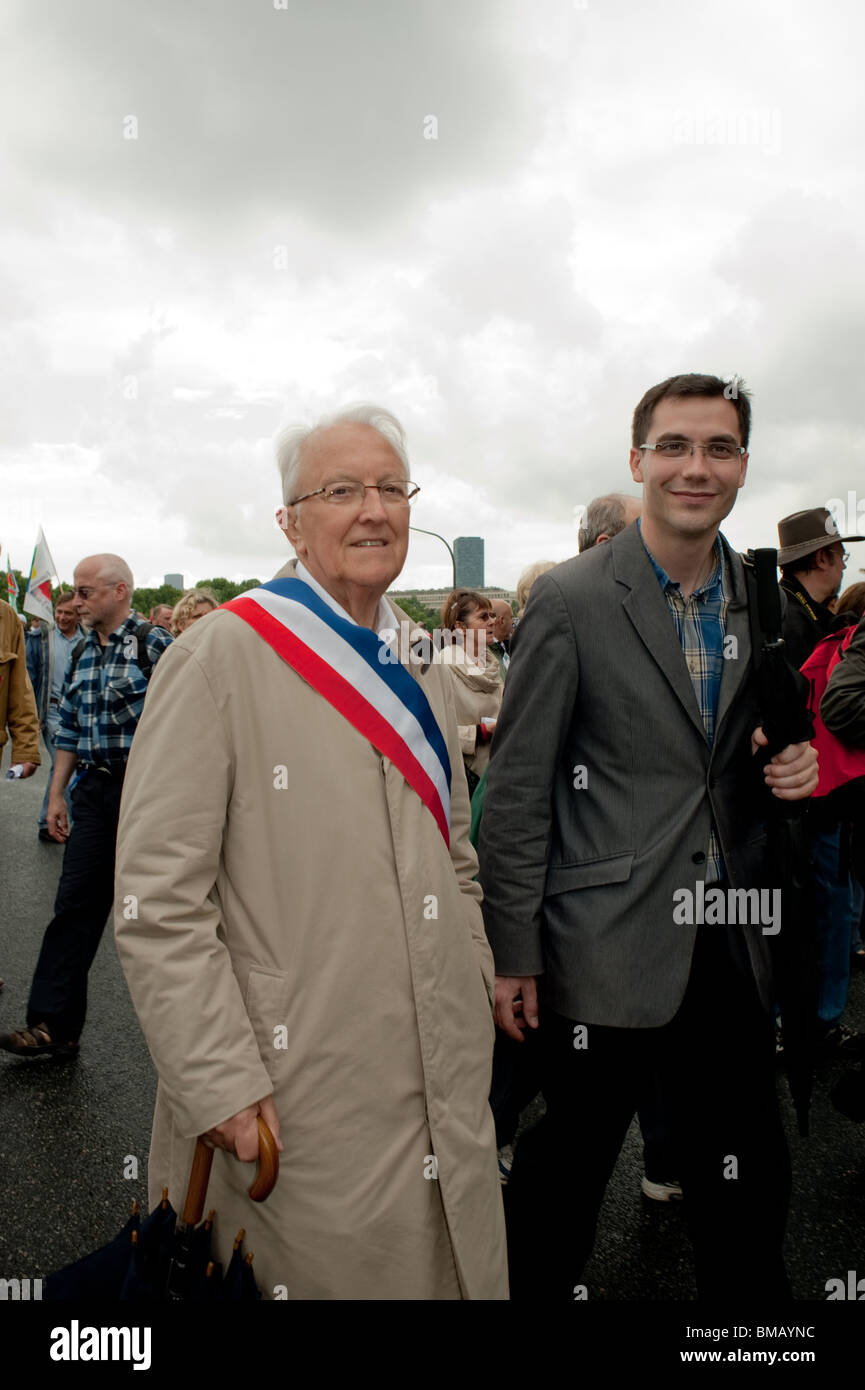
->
[410,526,456,589]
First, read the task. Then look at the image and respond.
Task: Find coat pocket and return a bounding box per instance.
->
[544,851,634,895]
[244,967,290,1063]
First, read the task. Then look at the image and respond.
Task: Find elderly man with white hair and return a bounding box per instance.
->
[1,553,171,1059]
[113,405,508,1300]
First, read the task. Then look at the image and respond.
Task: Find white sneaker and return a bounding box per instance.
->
[497,1144,515,1184]
[641,1176,683,1202]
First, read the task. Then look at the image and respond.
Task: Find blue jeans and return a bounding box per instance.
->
[809,824,854,1029]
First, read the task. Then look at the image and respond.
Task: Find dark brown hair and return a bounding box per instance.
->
[441,588,488,630]
[836,581,865,619]
[780,545,839,582]
[631,373,752,449]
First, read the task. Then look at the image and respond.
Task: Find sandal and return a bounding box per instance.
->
[0,1022,79,1059]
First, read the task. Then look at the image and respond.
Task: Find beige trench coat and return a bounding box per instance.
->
[438,640,504,776]
[114,561,507,1300]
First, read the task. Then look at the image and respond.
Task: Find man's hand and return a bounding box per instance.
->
[201,1094,284,1162]
[17,762,38,779]
[46,791,70,842]
[494,976,539,1042]
[751,727,819,800]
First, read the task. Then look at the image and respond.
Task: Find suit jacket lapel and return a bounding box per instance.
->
[613,526,708,744]
[713,542,752,746]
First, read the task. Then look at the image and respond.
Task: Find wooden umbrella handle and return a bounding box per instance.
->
[183,1141,216,1227]
[184,1116,279,1224]
[248,1116,280,1203]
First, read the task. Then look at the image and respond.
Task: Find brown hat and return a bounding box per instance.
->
[777,507,864,566]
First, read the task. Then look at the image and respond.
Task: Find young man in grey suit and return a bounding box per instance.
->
[479,373,818,1301]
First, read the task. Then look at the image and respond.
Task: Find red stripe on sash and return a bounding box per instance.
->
[228,596,450,845]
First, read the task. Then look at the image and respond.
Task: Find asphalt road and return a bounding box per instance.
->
[1,738,863,1303]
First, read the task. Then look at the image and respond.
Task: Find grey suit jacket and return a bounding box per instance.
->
[478,523,774,1027]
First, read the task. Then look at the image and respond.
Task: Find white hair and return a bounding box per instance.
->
[275,403,410,505]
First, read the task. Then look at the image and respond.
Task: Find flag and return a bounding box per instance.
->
[6,554,18,610]
[22,528,58,626]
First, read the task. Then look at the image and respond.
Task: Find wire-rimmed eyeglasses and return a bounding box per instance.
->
[638,440,746,462]
[288,480,420,507]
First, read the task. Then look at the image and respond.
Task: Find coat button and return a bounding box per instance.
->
[691,851,706,864]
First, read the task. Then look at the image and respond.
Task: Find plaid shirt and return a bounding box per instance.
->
[55,616,172,766]
[640,522,730,883]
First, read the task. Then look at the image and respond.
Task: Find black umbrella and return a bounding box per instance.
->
[222,1229,262,1302]
[747,548,817,1136]
[45,1117,279,1300]
[45,1203,143,1301]
[164,1118,277,1301]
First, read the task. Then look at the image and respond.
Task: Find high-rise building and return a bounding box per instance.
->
[454,536,484,589]
[164,573,184,590]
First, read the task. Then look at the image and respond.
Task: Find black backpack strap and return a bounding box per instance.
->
[66,623,155,683]
[133,621,154,680]
[740,552,763,673]
[67,637,87,684]
[741,551,793,680]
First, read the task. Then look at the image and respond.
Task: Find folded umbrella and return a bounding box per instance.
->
[747,548,817,1137]
[45,1116,279,1300]
[165,1117,278,1301]
[44,1204,142,1301]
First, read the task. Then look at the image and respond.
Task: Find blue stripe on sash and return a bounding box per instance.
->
[261,578,451,792]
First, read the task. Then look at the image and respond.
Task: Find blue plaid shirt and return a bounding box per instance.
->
[639,521,730,882]
[55,616,172,765]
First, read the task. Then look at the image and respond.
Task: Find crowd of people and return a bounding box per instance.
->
[0,374,864,1301]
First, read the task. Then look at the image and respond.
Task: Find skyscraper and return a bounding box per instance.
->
[454,536,484,589]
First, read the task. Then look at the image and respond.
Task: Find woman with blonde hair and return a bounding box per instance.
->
[439,588,503,793]
[514,561,557,620]
[171,588,218,637]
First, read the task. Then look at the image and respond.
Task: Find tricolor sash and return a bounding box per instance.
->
[222,578,452,844]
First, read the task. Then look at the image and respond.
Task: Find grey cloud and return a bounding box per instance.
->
[5,0,540,240]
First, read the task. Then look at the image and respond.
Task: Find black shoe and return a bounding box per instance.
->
[817,1025,865,1062]
[0,1022,80,1060]
[830,1068,865,1122]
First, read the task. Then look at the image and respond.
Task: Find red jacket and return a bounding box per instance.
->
[801,626,865,798]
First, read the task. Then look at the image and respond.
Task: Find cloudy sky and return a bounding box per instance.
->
[2,0,864,594]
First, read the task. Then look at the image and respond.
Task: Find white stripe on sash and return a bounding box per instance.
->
[244,586,451,821]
